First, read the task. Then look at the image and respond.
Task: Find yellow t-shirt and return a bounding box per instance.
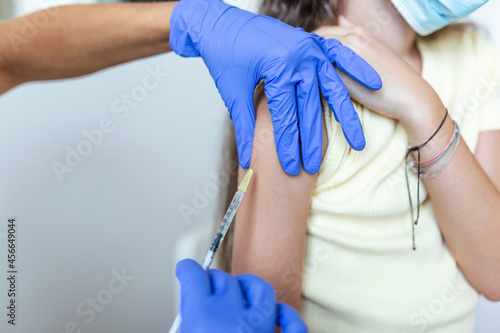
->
[300,31,500,332]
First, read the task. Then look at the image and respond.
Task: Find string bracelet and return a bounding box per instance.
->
[419,125,460,179]
[404,109,448,251]
[410,121,458,170]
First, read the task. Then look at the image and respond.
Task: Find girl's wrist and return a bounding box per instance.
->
[400,103,455,159]
[397,81,446,142]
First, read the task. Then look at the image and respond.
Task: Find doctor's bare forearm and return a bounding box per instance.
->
[0,2,177,94]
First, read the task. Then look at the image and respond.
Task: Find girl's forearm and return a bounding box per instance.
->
[0,2,177,93]
[401,103,500,301]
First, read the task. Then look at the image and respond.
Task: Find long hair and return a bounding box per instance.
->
[259,0,339,31]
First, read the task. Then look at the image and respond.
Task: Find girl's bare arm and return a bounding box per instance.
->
[231,95,327,309]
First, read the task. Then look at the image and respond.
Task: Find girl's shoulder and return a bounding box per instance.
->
[419,26,499,67]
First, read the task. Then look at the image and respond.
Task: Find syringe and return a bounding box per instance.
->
[168,168,254,333]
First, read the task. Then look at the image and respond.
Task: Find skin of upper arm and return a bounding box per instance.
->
[475,130,500,191]
[231,95,328,309]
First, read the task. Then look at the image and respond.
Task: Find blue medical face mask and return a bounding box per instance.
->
[390,0,488,36]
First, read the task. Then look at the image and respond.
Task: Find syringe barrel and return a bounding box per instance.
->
[215,189,243,234]
[203,189,244,269]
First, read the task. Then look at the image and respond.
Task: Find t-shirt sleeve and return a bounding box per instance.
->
[476,34,500,132]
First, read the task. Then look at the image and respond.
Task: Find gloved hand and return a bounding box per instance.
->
[170,0,382,175]
[176,259,307,333]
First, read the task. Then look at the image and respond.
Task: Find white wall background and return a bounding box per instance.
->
[0,53,228,332]
[0,1,498,332]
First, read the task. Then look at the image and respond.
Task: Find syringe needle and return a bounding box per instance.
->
[250,157,258,169]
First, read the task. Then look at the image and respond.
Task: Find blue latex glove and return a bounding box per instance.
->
[170,0,382,175]
[176,259,307,333]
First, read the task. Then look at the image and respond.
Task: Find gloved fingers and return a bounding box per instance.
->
[264,81,301,176]
[296,74,323,174]
[231,95,256,169]
[329,42,382,90]
[311,33,382,90]
[318,60,365,151]
[207,269,246,306]
[276,303,308,333]
[236,274,277,309]
[176,259,211,306]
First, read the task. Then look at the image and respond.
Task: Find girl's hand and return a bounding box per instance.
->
[314,16,445,129]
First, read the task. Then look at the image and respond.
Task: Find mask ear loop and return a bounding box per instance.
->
[405,109,448,250]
